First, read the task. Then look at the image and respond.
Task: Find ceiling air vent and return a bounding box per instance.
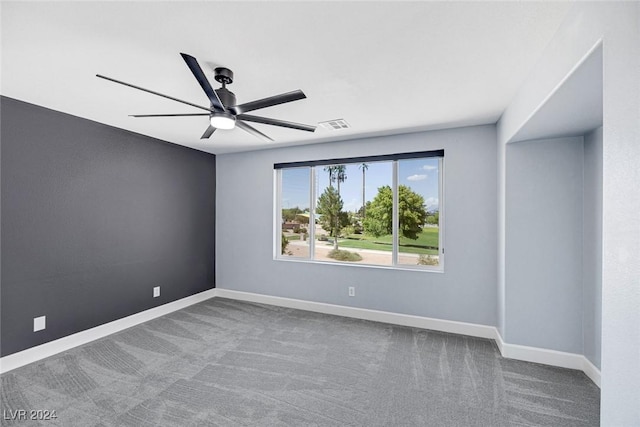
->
[319,119,350,130]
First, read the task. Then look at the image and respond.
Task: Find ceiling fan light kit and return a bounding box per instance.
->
[97,53,316,141]
[209,111,236,130]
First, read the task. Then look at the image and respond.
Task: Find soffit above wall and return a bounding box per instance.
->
[509,44,603,144]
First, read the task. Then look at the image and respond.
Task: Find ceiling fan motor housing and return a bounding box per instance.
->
[215,87,236,109]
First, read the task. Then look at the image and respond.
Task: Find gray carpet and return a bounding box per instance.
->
[1,298,599,426]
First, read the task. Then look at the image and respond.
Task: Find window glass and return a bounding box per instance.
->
[397,158,440,267]
[280,167,310,258]
[314,162,392,265]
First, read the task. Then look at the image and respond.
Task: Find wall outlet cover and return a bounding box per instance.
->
[33,316,46,332]
[153,286,160,298]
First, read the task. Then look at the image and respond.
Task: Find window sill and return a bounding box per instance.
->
[273,256,444,273]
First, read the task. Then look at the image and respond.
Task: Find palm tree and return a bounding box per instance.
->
[323,166,335,187]
[323,165,347,194]
[335,165,347,194]
[359,163,368,218]
[321,165,347,246]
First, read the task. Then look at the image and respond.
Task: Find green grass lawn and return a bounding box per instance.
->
[329,227,439,255]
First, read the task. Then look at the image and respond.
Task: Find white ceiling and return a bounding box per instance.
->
[1,2,572,155]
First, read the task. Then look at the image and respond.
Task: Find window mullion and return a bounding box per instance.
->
[309,166,315,259]
[439,157,444,269]
[275,169,282,258]
[392,160,399,265]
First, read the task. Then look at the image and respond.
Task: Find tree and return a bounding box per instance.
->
[359,163,368,218]
[282,206,302,222]
[323,166,335,187]
[281,233,290,255]
[398,186,429,239]
[363,185,428,239]
[316,186,348,249]
[363,186,393,237]
[426,211,439,225]
[323,165,347,194]
[335,165,347,194]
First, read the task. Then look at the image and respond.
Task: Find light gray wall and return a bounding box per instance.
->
[217,125,498,326]
[583,127,602,368]
[497,138,506,337]
[498,4,640,421]
[1,97,216,356]
[505,136,584,354]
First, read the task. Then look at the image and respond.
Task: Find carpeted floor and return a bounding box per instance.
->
[1,298,600,426]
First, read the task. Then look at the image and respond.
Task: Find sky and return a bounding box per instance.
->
[281,157,440,213]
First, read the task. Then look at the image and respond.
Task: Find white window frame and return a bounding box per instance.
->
[274,154,444,272]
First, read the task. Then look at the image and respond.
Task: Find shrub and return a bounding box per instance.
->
[299,227,307,234]
[318,234,329,241]
[281,233,290,255]
[417,254,438,266]
[342,225,356,236]
[328,249,363,262]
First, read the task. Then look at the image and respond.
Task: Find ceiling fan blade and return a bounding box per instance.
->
[201,125,216,139]
[232,90,306,115]
[129,113,209,117]
[97,74,212,112]
[130,113,210,118]
[236,120,273,142]
[180,53,226,112]
[237,114,316,132]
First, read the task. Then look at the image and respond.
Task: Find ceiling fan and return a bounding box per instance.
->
[96,53,316,141]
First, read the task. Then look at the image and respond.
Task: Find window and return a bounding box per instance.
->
[275,150,443,270]
[279,167,310,258]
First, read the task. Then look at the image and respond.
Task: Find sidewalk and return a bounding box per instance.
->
[286,239,438,266]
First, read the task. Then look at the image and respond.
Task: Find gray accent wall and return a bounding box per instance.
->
[583,127,602,368]
[1,97,216,357]
[505,136,584,354]
[216,125,498,326]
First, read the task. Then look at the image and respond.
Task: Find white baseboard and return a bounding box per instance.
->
[581,357,602,388]
[0,289,217,374]
[495,332,583,369]
[494,331,601,387]
[215,288,497,339]
[494,328,505,355]
[0,286,601,389]
[217,288,601,388]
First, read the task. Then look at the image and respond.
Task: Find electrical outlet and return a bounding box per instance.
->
[33,316,46,332]
[348,286,355,297]
[153,286,160,298]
